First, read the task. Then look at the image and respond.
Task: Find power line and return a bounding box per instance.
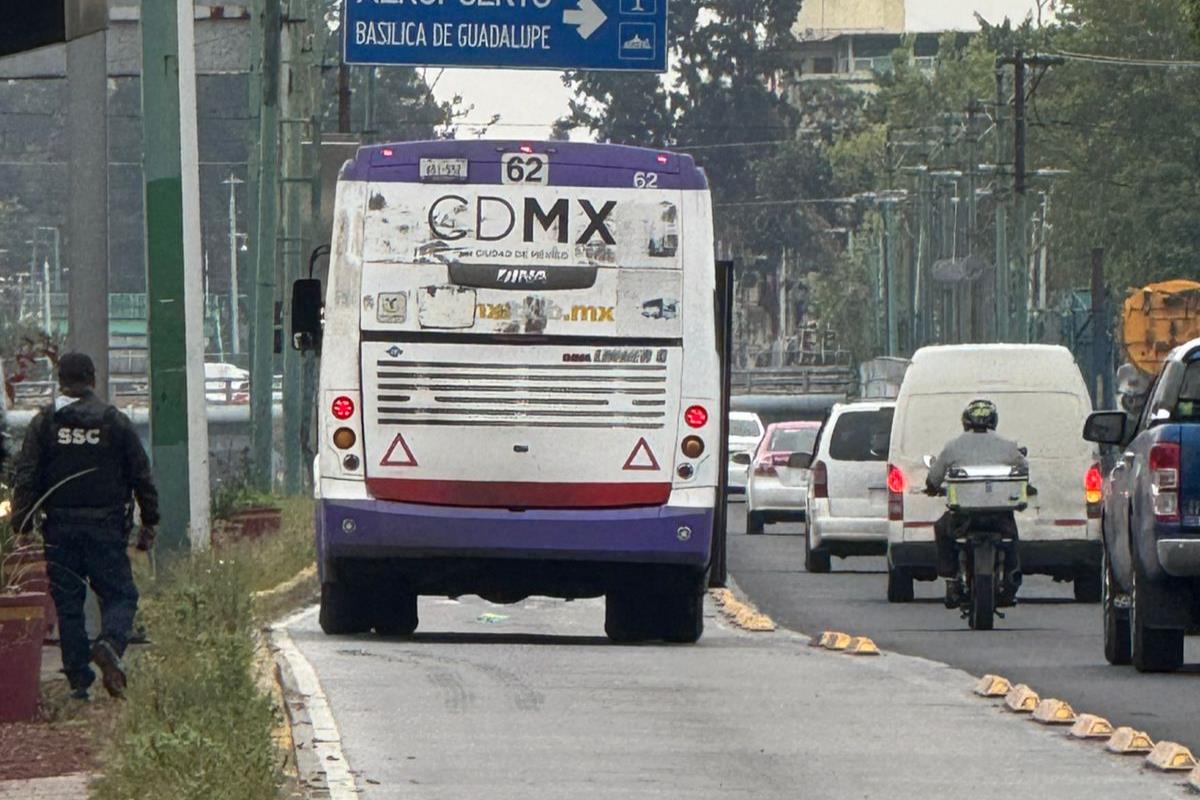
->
[710,194,864,206]
[1053,49,1200,69]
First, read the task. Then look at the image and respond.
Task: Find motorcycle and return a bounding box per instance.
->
[923,458,1033,631]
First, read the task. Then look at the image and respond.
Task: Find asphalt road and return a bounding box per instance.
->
[725,502,1200,751]
[282,595,1176,799]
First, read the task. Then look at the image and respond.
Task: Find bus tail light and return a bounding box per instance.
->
[1150,443,1180,522]
[333,427,357,450]
[331,395,355,420]
[1085,463,1103,515]
[887,464,906,521]
[681,436,704,459]
[811,460,828,499]
[684,405,708,428]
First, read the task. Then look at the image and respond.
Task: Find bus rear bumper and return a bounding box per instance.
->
[316,498,714,580]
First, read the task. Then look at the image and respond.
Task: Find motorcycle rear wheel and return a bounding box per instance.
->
[968,543,996,631]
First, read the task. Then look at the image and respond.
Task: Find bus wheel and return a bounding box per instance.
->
[374,592,419,637]
[604,589,654,643]
[660,591,704,643]
[319,582,371,635]
[746,511,764,535]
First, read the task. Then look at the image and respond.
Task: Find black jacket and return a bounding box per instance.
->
[11,391,160,534]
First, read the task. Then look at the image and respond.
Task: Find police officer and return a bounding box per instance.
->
[11,353,159,700]
[925,399,1027,607]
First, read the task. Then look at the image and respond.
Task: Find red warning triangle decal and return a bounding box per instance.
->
[380,433,418,467]
[622,437,660,471]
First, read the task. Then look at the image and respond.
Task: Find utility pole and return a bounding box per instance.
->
[140,0,211,551]
[66,28,109,398]
[965,100,981,342]
[1090,248,1111,409]
[998,50,1063,343]
[993,64,1009,342]
[250,0,282,490]
[223,175,244,356]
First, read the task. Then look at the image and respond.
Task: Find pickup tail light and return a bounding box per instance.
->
[811,460,828,498]
[887,463,905,521]
[1150,443,1181,522]
[1085,464,1103,516]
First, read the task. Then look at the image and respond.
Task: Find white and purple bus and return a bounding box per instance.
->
[293,140,722,642]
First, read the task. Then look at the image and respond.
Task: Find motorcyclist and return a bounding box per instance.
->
[925,399,1027,608]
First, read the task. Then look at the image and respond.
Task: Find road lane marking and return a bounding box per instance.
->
[271,608,359,800]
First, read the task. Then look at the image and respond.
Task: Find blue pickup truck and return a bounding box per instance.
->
[1084,338,1200,672]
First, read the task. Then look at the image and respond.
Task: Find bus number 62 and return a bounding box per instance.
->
[502,153,548,185]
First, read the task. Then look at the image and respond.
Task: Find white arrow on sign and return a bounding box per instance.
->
[563,0,607,40]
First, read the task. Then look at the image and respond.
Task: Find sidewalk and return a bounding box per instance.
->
[0,773,90,800]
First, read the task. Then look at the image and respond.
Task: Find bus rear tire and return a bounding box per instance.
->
[319,582,371,635]
[374,591,419,637]
[660,584,705,644]
[605,589,654,643]
[746,511,764,535]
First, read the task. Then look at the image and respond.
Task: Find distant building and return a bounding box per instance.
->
[795,0,906,35]
[786,0,965,96]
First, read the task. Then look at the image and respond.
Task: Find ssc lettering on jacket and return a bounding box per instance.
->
[56,428,102,445]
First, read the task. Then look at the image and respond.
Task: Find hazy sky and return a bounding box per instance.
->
[431,0,1046,141]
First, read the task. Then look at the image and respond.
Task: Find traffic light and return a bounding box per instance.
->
[0,0,107,59]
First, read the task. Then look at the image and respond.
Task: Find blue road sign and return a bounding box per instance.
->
[343,0,667,72]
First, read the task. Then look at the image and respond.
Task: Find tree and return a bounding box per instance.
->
[558,0,805,252]
[1035,0,1200,289]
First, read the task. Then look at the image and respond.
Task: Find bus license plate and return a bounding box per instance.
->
[419,158,468,183]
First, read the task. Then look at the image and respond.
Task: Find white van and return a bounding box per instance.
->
[805,401,894,572]
[885,345,1101,603]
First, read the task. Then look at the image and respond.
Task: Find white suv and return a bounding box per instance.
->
[804,402,894,573]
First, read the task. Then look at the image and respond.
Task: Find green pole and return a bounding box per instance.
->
[140,0,191,552]
[994,66,1009,342]
[251,0,281,490]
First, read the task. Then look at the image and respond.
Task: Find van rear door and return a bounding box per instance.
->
[825,407,893,518]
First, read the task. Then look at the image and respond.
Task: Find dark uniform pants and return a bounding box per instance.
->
[934,511,1022,581]
[43,523,139,690]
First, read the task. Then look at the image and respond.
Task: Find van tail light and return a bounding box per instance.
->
[887,463,906,521]
[1150,443,1181,522]
[1085,463,1103,517]
[811,460,828,498]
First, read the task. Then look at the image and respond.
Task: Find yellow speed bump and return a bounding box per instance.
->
[973,674,1012,698]
[820,631,853,651]
[1069,714,1114,740]
[708,588,776,632]
[844,636,880,656]
[1032,698,1077,725]
[1145,741,1197,772]
[1106,727,1155,755]
[1003,684,1040,713]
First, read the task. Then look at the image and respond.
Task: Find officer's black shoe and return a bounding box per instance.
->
[69,687,90,702]
[91,640,127,699]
